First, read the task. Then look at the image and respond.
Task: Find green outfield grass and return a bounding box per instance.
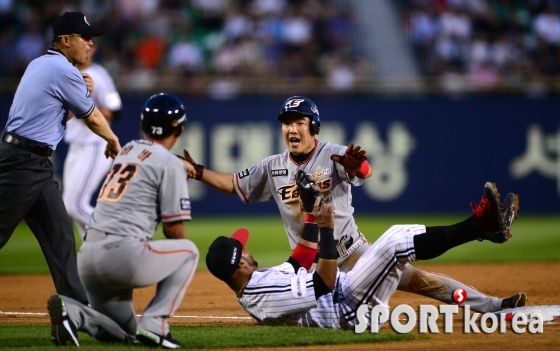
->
[0,214,558,274]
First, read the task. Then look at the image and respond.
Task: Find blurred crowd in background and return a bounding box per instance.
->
[0,0,369,93]
[1,0,560,94]
[400,0,560,91]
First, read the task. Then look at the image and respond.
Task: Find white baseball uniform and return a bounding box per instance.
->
[238,224,423,328]
[57,139,199,341]
[63,62,122,239]
[231,139,504,312]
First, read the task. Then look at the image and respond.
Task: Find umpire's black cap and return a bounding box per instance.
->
[53,12,104,38]
[206,229,249,282]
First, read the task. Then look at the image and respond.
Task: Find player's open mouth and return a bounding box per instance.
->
[289,138,301,147]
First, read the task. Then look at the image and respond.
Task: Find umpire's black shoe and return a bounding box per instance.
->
[470,182,504,234]
[137,330,181,349]
[48,294,79,346]
[478,192,520,243]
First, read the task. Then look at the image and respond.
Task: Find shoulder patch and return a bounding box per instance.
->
[238,169,250,179]
[271,169,288,177]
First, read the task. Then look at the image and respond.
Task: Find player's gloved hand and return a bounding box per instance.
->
[330,143,367,173]
[295,170,324,213]
[182,149,205,180]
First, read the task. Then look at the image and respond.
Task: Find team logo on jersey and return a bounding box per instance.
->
[271,169,288,177]
[238,169,250,179]
[180,198,191,211]
[277,178,332,203]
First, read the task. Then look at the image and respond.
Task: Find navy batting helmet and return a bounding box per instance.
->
[277,96,320,135]
[140,93,186,139]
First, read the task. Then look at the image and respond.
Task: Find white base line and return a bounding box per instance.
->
[0,311,251,320]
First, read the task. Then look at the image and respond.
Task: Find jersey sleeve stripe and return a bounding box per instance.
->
[74,103,95,119]
[234,174,250,203]
[161,212,192,220]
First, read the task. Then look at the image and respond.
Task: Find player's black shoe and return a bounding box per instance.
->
[137,330,181,349]
[501,292,527,309]
[48,294,79,346]
[470,182,504,234]
[477,192,520,243]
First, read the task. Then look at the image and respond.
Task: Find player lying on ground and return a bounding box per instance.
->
[185,95,526,313]
[206,181,524,328]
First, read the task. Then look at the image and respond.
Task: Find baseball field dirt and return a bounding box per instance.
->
[1,262,559,350]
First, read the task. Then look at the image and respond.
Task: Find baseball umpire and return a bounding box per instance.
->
[0,12,120,304]
[206,179,520,329]
[47,93,198,348]
[184,95,526,313]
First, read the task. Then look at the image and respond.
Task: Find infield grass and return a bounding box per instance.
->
[0,215,556,350]
[0,324,424,350]
[0,214,558,274]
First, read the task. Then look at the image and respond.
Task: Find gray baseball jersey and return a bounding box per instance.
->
[237,224,424,329]
[69,138,198,340]
[233,140,364,258]
[88,139,192,237]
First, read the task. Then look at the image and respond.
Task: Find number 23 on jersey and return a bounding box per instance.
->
[98,163,138,202]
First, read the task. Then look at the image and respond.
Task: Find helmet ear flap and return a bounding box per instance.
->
[310,115,320,135]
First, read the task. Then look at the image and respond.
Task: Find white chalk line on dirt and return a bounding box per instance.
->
[2,311,556,325]
[0,311,252,319]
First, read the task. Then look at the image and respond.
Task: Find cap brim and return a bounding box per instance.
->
[76,27,104,36]
[231,228,249,249]
[277,111,309,122]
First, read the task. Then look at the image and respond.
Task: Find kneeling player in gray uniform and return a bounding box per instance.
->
[47,93,199,348]
[206,182,519,329]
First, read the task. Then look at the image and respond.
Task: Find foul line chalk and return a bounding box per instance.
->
[0,311,251,320]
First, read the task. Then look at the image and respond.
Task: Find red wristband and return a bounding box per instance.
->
[305,213,316,223]
[291,244,317,269]
[354,160,371,178]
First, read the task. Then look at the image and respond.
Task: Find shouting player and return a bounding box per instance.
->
[206,181,520,329]
[47,93,198,348]
[185,95,526,313]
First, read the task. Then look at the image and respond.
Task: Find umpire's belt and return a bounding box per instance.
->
[2,132,53,157]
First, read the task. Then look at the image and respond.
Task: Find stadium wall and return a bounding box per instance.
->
[0,93,558,214]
